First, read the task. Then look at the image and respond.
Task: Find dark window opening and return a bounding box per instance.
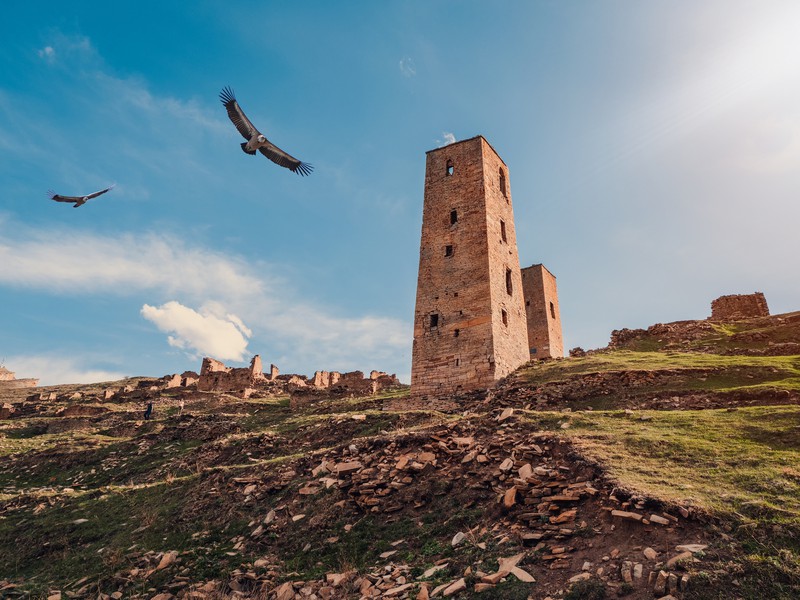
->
[500,220,507,242]
[501,309,508,326]
[450,209,458,225]
[454,329,460,338]
[505,268,513,295]
[526,300,531,307]
[446,160,454,176]
[530,347,537,355]
[430,314,439,328]
[550,301,556,319]
[445,245,453,257]
[455,358,461,366]
[454,292,458,297]
[499,168,507,199]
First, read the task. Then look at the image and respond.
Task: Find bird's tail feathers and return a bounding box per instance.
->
[240,142,257,156]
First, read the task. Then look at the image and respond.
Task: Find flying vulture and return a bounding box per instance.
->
[219,87,313,176]
[47,184,115,208]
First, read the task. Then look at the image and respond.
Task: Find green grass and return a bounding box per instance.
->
[518,351,800,397]
[539,406,800,525]
[525,404,800,599]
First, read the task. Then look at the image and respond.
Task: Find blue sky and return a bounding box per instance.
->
[2,2,799,385]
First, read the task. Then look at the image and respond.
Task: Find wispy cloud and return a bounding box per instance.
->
[437,132,456,147]
[0,221,411,372]
[141,301,251,361]
[5,355,126,387]
[37,46,56,63]
[0,225,265,299]
[399,57,416,77]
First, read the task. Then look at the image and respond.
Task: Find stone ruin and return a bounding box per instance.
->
[289,369,401,409]
[608,292,779,353]
[197,355,269,393]
[0,365,38,389]
[193,355,401,404]
[710,292,769,322]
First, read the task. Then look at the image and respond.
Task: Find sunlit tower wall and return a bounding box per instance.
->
[410,136,529,401]
[521,264,564,359]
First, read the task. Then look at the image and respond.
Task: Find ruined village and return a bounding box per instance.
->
[2,133,799,600]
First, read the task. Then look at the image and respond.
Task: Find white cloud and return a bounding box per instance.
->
[399,57,416,77]
[141,301,251,361]
[5,355,125,387]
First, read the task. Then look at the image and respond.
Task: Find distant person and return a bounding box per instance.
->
[144,401,153,420]
[178,399,185,415]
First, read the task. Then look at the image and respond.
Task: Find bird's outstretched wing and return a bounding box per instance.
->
[48,191,80,203]
[258,143,314,176]
[85,184,115,200]
[219,87,258,140]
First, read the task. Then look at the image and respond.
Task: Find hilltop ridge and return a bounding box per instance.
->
[0,312,798,599]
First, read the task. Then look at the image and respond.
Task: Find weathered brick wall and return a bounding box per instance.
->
[521,264,564,359]
[710,293,769,321]
[410,136,529,399]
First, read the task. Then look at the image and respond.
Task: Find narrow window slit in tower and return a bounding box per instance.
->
[446,160,454,176]
[430,314,439,328]
[499,168,507,199]
[445,245,453,257]
[550,301,556,319]
[450,209,458,225]
[505,268,513,295]
[455,358,461,366]
[502,310,508,326]
[454,329,460,338]
[500,220,507,242]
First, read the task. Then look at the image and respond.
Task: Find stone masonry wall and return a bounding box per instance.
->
[482,139,530,379]
[710,293,769,321]
[197,355,266,392]
[410,136,529,399]
[521,264,564,359]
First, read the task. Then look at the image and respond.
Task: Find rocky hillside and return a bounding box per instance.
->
[1,313,799,600]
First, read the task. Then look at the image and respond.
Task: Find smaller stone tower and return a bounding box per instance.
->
[521,264,563,359]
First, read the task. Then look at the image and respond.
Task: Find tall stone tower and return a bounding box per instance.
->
[521,264,564,359]
[410,136,529,400]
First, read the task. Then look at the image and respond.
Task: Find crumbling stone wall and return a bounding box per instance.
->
[410,136,529,402]
[710,293,769,321]
[290,370,401,409]
[197,355,266,392]
[521,264,564,359]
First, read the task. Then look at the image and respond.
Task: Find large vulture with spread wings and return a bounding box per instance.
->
[219,87,312,176]
[48,184,115,208]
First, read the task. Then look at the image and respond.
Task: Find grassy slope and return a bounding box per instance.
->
[2,324,800,597]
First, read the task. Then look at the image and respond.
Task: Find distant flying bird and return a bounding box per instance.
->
[47,184,115,208]
[219,87,313,176]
